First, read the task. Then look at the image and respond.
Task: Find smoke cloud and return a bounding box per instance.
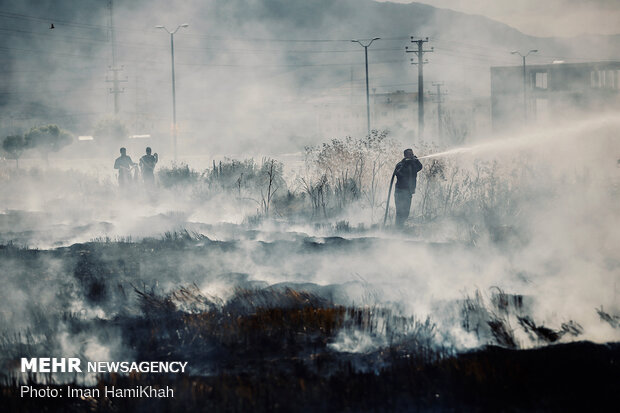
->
[0,0,619,389]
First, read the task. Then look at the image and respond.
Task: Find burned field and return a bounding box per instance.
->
[1,124,619,411]
[1,233,619,412]
[1,0,620,408]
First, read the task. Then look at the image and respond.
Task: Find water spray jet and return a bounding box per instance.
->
[418,115,620,160]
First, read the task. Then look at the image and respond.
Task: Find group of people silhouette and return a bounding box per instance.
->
[113,147,158,187]
[113,146,423,227]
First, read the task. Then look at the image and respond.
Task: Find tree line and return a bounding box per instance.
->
[1,124,72,167]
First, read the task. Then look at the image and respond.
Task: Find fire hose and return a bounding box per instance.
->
[383,170,396,227]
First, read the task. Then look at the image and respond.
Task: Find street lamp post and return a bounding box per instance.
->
[156,24,189,161]
[511,49,538,120]
[352,38,380,136]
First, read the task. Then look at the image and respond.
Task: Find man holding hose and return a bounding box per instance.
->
[393,148,423,227]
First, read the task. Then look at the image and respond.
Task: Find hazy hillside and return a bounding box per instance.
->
[0,0,618,152]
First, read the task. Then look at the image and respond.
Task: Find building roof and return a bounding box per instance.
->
[491,61,620,71]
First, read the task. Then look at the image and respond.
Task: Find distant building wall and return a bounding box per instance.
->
[491,61,620,131]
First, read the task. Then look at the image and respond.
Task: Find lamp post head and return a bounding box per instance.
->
[352,38,379,47]
[172,23,189,34]
[368,37,380,46]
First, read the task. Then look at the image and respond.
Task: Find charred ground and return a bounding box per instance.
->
[1,236,618,412]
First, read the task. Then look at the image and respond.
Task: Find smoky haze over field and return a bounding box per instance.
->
[0,0,619,156]
[0,114,619,370]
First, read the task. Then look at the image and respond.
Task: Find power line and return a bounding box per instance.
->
[106,0,126,115]
[174,59,407,68]
[0,8,616,59]
[0,44,108,60]
[0,10,383,43]
[0,10,415,44]
[0,25,406,56]
[0,87,112,95]
[0,41,411,71]
[429,82,447,139]
[0,10,135,33]
[3,8,612,60]
[433,36,516,54]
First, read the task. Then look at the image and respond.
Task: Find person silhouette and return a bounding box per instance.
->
[114,147,136,187]
[393,148,423,227]
[139,147,158,186]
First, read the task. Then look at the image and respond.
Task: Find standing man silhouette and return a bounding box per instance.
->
[393,148,423,227]
[114,147,136,187]
[139,147,158,187]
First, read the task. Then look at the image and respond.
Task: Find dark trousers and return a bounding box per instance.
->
[394,189,412,227]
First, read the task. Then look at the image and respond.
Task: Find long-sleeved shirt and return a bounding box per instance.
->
[394,156,423,194]
[114,155,135,179]
[140,154,158,176]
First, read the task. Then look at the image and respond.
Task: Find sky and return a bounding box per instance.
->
[378,0,620,37]
[0,0,618,156]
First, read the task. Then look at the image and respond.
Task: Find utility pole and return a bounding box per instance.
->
[157,24,189,161]
[170,32,177,158]
[511,49,538,120]
[406,37,433,138]
[430,82,446,140]
[352,37,380,136]
[106,0,126,115]
[134,75,140,133]
[349,66,354,107]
